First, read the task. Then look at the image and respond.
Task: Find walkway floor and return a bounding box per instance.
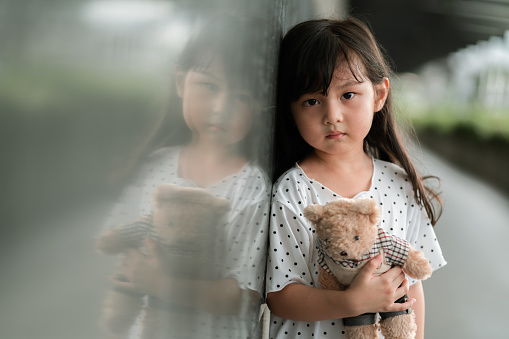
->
[417,149,509,338]
[1,148,508,338]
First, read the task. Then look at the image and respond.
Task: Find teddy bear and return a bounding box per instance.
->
[96,183,230,339]
[303,197,432,339]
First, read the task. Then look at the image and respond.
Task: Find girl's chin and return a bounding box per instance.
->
[194,135,246,147]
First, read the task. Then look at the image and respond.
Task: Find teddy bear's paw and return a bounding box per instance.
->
[96,228,130,255]
[403,248,432,280]
[380,312,416,339]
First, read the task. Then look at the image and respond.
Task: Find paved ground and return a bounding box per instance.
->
[1,148,508,339]
[0,201,115,339]
[416,149,509,338]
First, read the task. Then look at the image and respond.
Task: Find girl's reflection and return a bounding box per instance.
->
[98,13,273,339]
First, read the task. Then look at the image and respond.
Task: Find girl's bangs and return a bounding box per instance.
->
[290,39,365,101]
[179,24,264,96]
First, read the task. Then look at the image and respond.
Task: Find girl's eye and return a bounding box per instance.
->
[236,93,252,104]
[201,82,219,92]
[304,99,319,106]
[342,92,355,100]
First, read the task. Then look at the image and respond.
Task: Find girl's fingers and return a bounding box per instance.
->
[387,277,413,312]
[398,276,410,291]
[387,297,416,313]
[357,255,383,280]
[395,276,410,299]
[382,265,403,280]
[380,266,407,291]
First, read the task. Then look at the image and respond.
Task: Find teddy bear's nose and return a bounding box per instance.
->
[340,251,348,256]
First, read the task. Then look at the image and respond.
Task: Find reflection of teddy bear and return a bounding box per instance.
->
[304,197,432,339]
[96,184,230,339]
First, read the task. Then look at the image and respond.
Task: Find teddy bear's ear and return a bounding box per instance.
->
[362,198,381,225]
[354,198,382,225]
[153,184,178,206]
[369,203,382,225]
[303,204,324,224]
[213,197,230,215]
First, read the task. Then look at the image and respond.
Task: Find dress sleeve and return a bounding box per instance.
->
[221,198,270,294]
[99,149,172,234]
[266,200,316,294]
[99,182,144,234]
[406,201,447,283]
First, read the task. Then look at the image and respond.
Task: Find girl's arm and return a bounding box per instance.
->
[408,281,425,339]
[267,255,415,321]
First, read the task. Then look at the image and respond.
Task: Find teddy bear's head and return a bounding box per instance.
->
[304,198,381,261]
[152,184,230,248]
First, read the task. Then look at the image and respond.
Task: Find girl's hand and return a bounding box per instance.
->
[348,255,415,315]
[109,239,167,297]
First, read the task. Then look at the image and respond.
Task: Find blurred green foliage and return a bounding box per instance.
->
[407,105,509,194]
[0,62,161,114]
[409,105,509,141]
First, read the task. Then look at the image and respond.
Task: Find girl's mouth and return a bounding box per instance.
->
[208,124,226,132]
[326,131,345,139]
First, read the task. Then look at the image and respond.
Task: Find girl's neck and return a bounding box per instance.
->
[306,148,371,171]
[299,150,373,199]
[178,140,247,188]
[184,139,238,162]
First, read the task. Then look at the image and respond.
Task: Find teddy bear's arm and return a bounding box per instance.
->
[402,246,432,280]
[96,218,153,255]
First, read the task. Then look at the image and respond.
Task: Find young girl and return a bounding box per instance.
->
[266,18,446,339]
[101,14,276,339]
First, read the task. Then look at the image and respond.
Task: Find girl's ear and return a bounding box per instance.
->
[175,69,186,98]
[374,77,390,112]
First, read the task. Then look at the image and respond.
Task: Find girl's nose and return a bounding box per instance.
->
[323,102,343,125]
[212,92,228,115]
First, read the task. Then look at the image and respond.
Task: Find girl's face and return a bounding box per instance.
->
[176,60,255,147]
[290,67,389,158]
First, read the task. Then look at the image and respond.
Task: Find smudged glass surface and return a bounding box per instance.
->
[0,1,343,338]
[94,3,281,339]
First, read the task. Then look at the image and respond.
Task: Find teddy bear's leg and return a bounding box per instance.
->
[101,287,144,337]
[343,324,379,339]
[343,313,379,339]
[141,305,158,339]
[379,312,416,339]
[402,247,432,280]
[142,297,177,339]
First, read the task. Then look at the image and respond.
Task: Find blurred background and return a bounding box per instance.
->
[1,0,508,338]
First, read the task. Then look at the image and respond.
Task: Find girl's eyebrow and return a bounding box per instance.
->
[333,79,363,89]
[196,70,219,80]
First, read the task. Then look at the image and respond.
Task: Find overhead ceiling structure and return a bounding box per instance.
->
[349,0,509,72]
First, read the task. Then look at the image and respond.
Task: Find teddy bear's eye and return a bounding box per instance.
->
[354,236,360,241]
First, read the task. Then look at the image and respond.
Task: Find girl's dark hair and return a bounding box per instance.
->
[274,17,442,225]
[156,13,272,153]
[110,13,276,188]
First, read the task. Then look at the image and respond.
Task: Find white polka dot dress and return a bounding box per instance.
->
[103,146,271,339]
[266,158,447,339]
